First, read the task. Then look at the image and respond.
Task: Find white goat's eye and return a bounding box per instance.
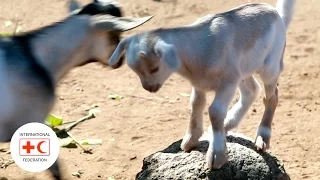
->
[150,66,159,74]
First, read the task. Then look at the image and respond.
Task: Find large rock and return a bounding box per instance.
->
[136,132,290,180]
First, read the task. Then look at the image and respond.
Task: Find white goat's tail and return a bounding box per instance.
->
[276,0,296,30]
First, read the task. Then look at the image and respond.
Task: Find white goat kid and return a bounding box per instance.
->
[0,0,153,179]
[109,0,296,169]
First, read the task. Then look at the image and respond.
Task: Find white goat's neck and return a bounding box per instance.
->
[29,16,93,85]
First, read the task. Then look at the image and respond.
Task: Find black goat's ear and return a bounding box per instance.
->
[72,0,123,17]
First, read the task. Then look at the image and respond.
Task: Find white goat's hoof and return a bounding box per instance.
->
[254,135,270,152]
[206,148,228,169]
[181,133,200,152]
[255,126,271,151]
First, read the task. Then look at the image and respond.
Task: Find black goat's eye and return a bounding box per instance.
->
[150,67,159,74]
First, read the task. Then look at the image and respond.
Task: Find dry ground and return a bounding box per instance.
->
[0,0,319,179]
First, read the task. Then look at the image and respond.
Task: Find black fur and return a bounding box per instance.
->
[77,1,122,17]
[75,0,125,68]
[0,36,55,97]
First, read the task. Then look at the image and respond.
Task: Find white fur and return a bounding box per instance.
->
[213,131,227,152]
[224,76,261,131]
[276,0,296,30]
[109,0,296,169]
[257,125,272,138]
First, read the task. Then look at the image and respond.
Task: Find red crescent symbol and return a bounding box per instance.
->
[37,141,46,154]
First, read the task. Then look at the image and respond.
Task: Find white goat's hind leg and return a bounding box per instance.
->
[254,54,282,151]
[207,81,238,169]
[181,87,206,152]
[224,76,261,132]
[254,80,279,151]
[254,41,284,151]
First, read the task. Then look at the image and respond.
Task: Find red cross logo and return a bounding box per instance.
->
[19,138,50,156]
[22,141,35,154]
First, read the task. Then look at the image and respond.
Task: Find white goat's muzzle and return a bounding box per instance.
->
[142,82,162,93]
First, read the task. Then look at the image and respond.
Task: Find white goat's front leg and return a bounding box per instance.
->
[181,87,206,152]
[207,81,238,169]
[224,76,261,132]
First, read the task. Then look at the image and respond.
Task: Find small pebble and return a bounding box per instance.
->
[130,156,137,160]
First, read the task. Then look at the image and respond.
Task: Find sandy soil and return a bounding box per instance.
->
[0,0,319,179]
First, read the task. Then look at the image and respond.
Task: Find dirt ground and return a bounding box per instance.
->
[0,0,319,179]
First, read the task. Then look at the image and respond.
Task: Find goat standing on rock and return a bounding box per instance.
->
[109,0,296,170]
[0,0,153,179]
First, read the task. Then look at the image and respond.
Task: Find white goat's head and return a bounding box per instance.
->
[108,34,181,92]
[69,0,154,68]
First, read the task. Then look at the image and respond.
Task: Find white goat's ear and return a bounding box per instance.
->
[92,15,154,32]
[109,36,133,67]
[68,0,82,14]
[154,40,180,71]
